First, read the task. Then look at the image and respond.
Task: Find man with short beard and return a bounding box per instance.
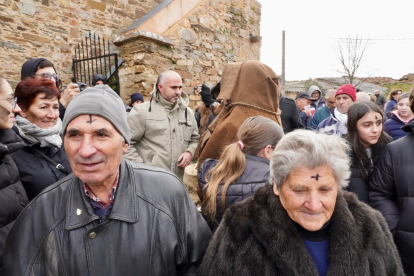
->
[317,84,356,136]
[124,70,199,180]
[374,89,386,108]
[2,85,212,275]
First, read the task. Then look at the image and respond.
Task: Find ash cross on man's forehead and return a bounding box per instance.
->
[311,174,321,181]
[86,115,96,124]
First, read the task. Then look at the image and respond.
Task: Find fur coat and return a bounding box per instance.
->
[198,186,404,276]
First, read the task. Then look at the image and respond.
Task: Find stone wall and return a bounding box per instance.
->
[0,0,162,87]
[116,0,262,107]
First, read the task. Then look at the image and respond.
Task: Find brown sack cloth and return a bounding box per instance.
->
[195,60,282,169]
[183,163,201,206]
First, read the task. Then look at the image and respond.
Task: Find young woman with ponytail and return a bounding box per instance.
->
[198,116,284,231]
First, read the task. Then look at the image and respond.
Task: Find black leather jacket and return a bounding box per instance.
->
[2,159,212,275]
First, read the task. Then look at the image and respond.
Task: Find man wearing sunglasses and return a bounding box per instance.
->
[20,58,80,120]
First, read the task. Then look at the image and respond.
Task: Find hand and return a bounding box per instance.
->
[177,151,192,168]
[194,85,202,95]
[200,84,215,107]
[60,83,80,108]
[304,108,312,116]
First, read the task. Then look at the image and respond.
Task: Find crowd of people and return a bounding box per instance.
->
[0,57,413,275]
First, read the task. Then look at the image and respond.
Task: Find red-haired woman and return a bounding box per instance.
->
[10,77,72,200]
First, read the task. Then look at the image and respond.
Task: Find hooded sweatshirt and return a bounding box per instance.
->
[124,87,199,180]
[308,85,326,111]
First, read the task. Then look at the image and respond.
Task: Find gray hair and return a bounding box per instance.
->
[270,130,351,190]
[325,89,336,99]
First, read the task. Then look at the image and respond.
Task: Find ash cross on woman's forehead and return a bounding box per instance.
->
[311,174,321,181]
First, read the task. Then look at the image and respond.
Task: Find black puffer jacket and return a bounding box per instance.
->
[2,159,212,275]
[347,150,370,203]
[0,129,28,268]
[10,128,72,200]
[198,154,270,231]
[369,120,414,270]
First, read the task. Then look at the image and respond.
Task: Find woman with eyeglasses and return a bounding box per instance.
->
[10,77,72,200]
[0,73,29,267]
[20,58,80,120]
[198,116,284,232]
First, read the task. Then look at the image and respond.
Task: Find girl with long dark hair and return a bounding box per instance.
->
[198,116,284,231]
[346,101,391,203]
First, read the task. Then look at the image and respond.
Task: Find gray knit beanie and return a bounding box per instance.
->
[62,84,130,144]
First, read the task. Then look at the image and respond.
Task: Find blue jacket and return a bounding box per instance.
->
[198,154,269,232]
[384,114,412,140]
[311,105,331,129]
[384,99,397,119]
[316,109,347,136]
[300,111,312,130]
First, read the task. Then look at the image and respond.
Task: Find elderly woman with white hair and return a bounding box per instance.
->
[199,130,403,276]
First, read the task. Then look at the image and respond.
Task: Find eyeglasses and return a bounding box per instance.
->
[34,73,60,81]
[0,97,17,107]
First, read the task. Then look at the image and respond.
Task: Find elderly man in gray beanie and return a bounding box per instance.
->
[2,85,212,275]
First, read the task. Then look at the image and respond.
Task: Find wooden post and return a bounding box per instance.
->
[281,30,285,97]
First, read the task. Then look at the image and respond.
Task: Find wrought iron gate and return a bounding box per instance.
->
[72,32,121,95]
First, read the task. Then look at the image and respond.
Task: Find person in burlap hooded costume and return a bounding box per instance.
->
[195,60,282,168]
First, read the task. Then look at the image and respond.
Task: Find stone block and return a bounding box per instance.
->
[0,41,24,50]
[226,6,242,15]
[22,33,50,44]
[114,8,127,17]
[204,53,215,60]
[239,29,249,39]
[209,75,219,81]
[198,59,211,67]
[58,0,70,6]
[180,28,196,43]
[0,15,14,23]
[59,43,71,53]
[206,68,218,75]
[200,73,209,81]
[175,69,193,79]
[189,16,197,23]
[69,19,78,26]
[177,59,188,66]
[212,43,222,49]
[134,65,145,73]
[159,50,172,58]
[190,66,203,73]
[16,2,36,16]
[85,0,106,12]
[134,53,145,60]
[202,42,212,49]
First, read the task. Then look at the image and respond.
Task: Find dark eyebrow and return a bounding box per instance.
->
[67,129,80,135]
[95,128,112,136]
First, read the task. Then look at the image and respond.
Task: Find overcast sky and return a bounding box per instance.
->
[259,0,414,81]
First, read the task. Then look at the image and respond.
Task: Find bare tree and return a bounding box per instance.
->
[333,34,371,87]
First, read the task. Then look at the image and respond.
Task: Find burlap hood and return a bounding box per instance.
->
[217,60,280,115]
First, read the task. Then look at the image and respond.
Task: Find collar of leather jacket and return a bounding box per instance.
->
[65,159,138,230]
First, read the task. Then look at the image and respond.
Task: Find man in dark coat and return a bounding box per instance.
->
[369,118,414,275]
[2,85,212,275]
[374,89,386,108]
[279,96,304,133]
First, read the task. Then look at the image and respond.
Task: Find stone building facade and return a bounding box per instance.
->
[0,0,262,107]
